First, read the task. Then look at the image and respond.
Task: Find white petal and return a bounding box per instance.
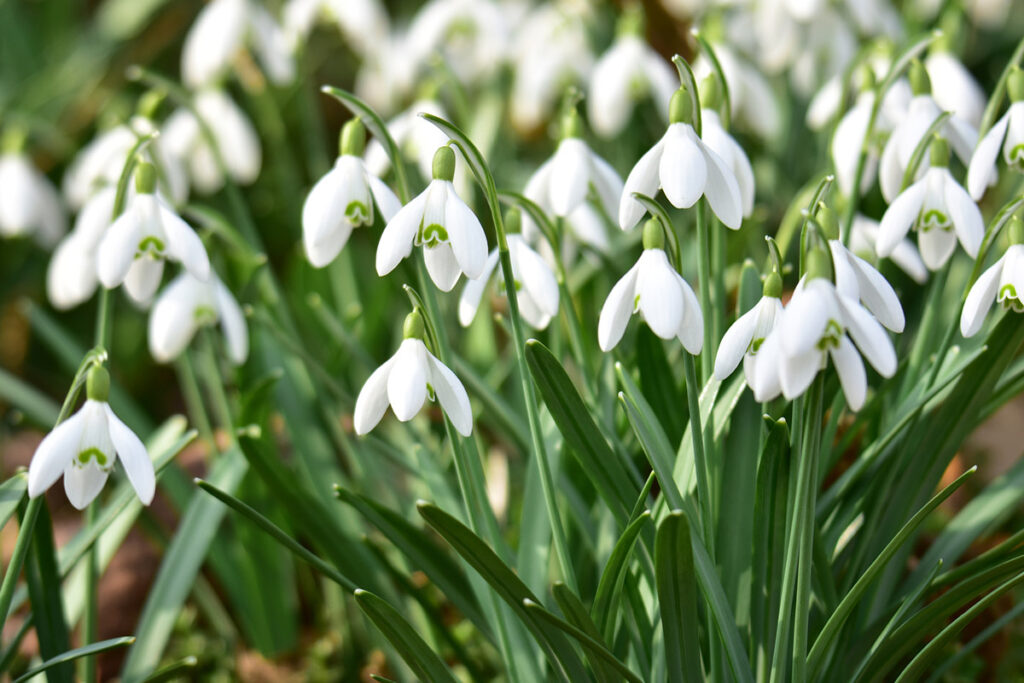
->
[353,356,398,435]
[148,275,200,362]
[676,273,704,355]
[159,204,210,280]
[877,180,927,258]
[703,115,755,217]
[47,234,99,311]
[424,243,462,292]
[751,331,783,402]
[588,39,638,137]
[942,173,983,258]
[636,250,683,339]
[64,463,109,510]
[830,336,867,411]
[838,296,897,377]
[960,255,1004,337]
[781,281,830,356]
[104,404,155,504]
[714,304,759,379]
[197,90,262,185]
[444,188,488,279]
[918,226,958,271]
[877,134,905,204]
[302,168,350,268]
[27,408,86,498]
[660,126,707,210]
[549,139,591,216]
[215,279,248,364]
[181,0,247,88]
[968,111,1010,200]
[124,259,165,306]
[387,339,428,422]
[458,250,500,326]
[846,248,905,332]
[376,191,428,275]
[367,174,402,221]
[427,354,473,436]
[832,94,873,196]
[96,207,141,288]
[513,237,560,318]
[780,348,822,400]
[598,263,641,351]
[589,153,625,218]
[619,139,664,230]
[701,143,744,229]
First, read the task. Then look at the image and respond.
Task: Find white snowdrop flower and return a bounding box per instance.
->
[752,252,898,410]
[850,214,928,285]
[619,88,744,231]
[284,0,389,56]
[354,311,473,436]
[809,54,911,133]
[47,186,117,310]
[714,273,784,386]
[925,50,986,128]
[966,68,1024,200]
[459,216,559,330]
[0,150,66,247]
[162,89,262,194]
[878,61,977,203]
[587,12,676,138]
[97,162,210,306]
[405,0,509,87]
[181,0,294,89]
[28,366,154,509]
[964,0,1012,27]
[354,32,420,115]
[832,88,880,198]
[598,220,703,353]
[302,119,401,268]
[807,75,844,131]
[877,138,983,271]
[148,271,248,364]
[960,217,1024,337]
[693,45,782,141]
[698,79,755,219]
[376,146,487,292]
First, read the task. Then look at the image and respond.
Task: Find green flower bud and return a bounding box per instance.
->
[856,63,876,93]
[340,118,366,157]
[817,205,840,242]
[642,218,665,250]
[805,248,832,281]
[134,161,157,194]
[86,365,110,402]
[669,87,692,125]
[1009,66,1024,103]
[909,59,931,96]
[929,136,950,168]
[403,309,426,340]
[432,146,456,182]
[700,74,723,112]
[763,271,783,298]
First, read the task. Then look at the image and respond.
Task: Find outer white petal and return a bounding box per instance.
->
[700,142,744,229]
[830,336,867,410]
[781,281,830,356]
[181,0,248,88]
[967,111,1009,200]
[751,330,783,402]
[64,463,109,510]
[302,166,345,263]
[588,39,637,137]
[196,90,262,185]
[832,94,873,196]
[843,246,905,332]
[589,153,625,218]
[838,295,897,377]
[124,259,165,307]
[215,279,248,364]
[636,250,684,339]
[160,204,210,280]
[424,243,462,292]
[780,348,822,400]
[807,76,843,130]
[927,52,986,127]
[458,250,500,326]
[703,112,755,217]
[619,139,665,230]
[387,339,428,422]
[549,139,591,216]
[48,234,99,311]
[427,353,473,436]
[513,237,560,319]
[148,275,200,362]
[918,226,958,271]
[354,356,398,435]
[942,173,983,258]
[877,180,928,257]
[367,173,402,222]
[676,274,704,355]
[248,5,296,85]
[877,134,905,204]
[27,408,87,498]
[376,191,428,275]
[960,255,1005,337]
[566,204,610,254]
[714,304,759,380]
[444,187,488,279]
[96,207,141,288]
[660,126,707,210]
[104,404,155,504]
[598,263,641,351]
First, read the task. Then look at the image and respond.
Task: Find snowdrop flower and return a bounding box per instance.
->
[598,220,703,353]
[832,83,881,197]
[405,0,509,86]
[877,138,983,271]
[376,146,487,291]
[850,214,928,284]
[693,45,782,141]
[960,215,1024,337]
[809,55,910,133]
[698,78,755,219]
[181,0,294,89]
[283,0,389,57]
[714,272,784,385]
[47,186,116,310]
[966,67,1024,200]
[0,149,66,247]
[97,162,210,305]
[162,89,262,194]
[619,88,744,231]
[28,366,154,509]
[149,271,248,364]
[925,49,986,128]
[303,119,401,268]
[354,310,473,436]
[587,7,676,138]
[459,212,559,330]
[878,61,977,203]
[752,250,898,410]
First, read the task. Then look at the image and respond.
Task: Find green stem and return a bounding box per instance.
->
[683,354,714,556]
[83,501,98,683]
[696,200,714,382]
[711,214,726,360]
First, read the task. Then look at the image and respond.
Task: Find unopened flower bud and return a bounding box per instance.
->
[86,365,110,402]
[135,161,157,194]
[642,218,665,250]
[432,146,456,182]
[340,118,366,157]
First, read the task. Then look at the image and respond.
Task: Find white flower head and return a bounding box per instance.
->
[97,162,210,306]
[877,138,983,271]
[0,151,66,247]
[714,273,784,386]
[405,0,509,87]
[832,88,881,198]
[619,88,744,231]
[459,225,559,330]
[354,311,473,436]
[697,76,755,218]
[598,220,703,353]
[28,366,155,509]
[693,45,782,140]
[966,68,1024,200]
[303,118,401,268]
[960,217,1024,338]
[850,214,928,285]
[284,0,390,56]
[47,186,117,310]
[376,146,487,292]
[925,50,986,129]
[148,271,248,365]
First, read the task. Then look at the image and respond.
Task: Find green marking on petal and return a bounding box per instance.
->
[417,223,449,248]
[815,319,843,351]
[193,305,217,326]
[1008,144,1024,172]
[748,337,765,355]
[426,383,436,402]
[918,209,951,232]
[136,235,166,257]
[998,284,1024,312]
[77,447,109,467]
[345,200,371,226]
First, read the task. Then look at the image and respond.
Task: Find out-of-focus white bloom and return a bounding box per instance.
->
[587,27,677,138]
[714,278,784,386]
[283,0,389,56]
[354,311,472,436]
[354,32,420,115]
[831,91,879,197]
[694,45,782,140]
[28,366,154,509]
[182,0,294,89]
[925,51,986,128]
[303,119,400,268]
[598,222,703,353]
[97,163,210,306]
[162,89,262,194]
[960,222,1024,337]
[850,214,928,284]
[47,186,116,310]
[405,0,509,86]
[964,0,1013,27]
[878,141,983,271]
[148,271,248,364]
[700,109,755,218]
[0,152,66,247]
[620,89,743,231]
[459,232,559,329]
[365,99,447,182]
[376,147,487,291]
[966,70,1024,200]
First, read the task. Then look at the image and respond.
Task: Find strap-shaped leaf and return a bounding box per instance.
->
[12,637,134,683]
[655,512,703,683]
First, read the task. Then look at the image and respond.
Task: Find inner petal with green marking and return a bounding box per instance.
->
[815,319,843,351]
[345,200,371,227]
[135,235,166,258]
[917,208,951,232]
[76,447,111,469]
[748,336,766,355]
[417,223,449,248]
[194,305,217,326]
[1007,143,1024,172]
[998,284,1024,312]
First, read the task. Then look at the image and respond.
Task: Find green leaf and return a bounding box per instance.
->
[24,500,71,683]
[12,637,134,683]
[0,474,27,529]
[0,367,59,427]
[141,656,199,683]
[655,512,703,683]
[353,589,459,683]
[551,583,630,683]
[592,508,652,639]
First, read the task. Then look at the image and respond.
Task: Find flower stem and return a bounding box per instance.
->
[83,500,99,683]
[696,199,714,383]
[683,353,714,556]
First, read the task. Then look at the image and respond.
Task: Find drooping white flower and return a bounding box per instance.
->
[619,88,744,231]
[162,89,262,194]
[28,366,154,509]
[405,0,509,87]
[850,214,928,285]
[598,221,703,353]
[966,69,1024,200]
[283,0,390,56]
[700,106,755,219]
[877,139,983,271]
[960,239,1024,337]
[925,50,986,128]
[354,311,472,436]
[752,256,898,410]
[148,271,248,364]
[47,186,116,310]
[353,32,421,115]
[693,45,782,140]
[832,89,880,197]
[181,0,294,89]
[587,18,677,138]
[97,162,210,306]
[376,147,487,291]
[0,151,66,247]
[714,275,784,386]
[303,119,401,268]
[459,229,559,330]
